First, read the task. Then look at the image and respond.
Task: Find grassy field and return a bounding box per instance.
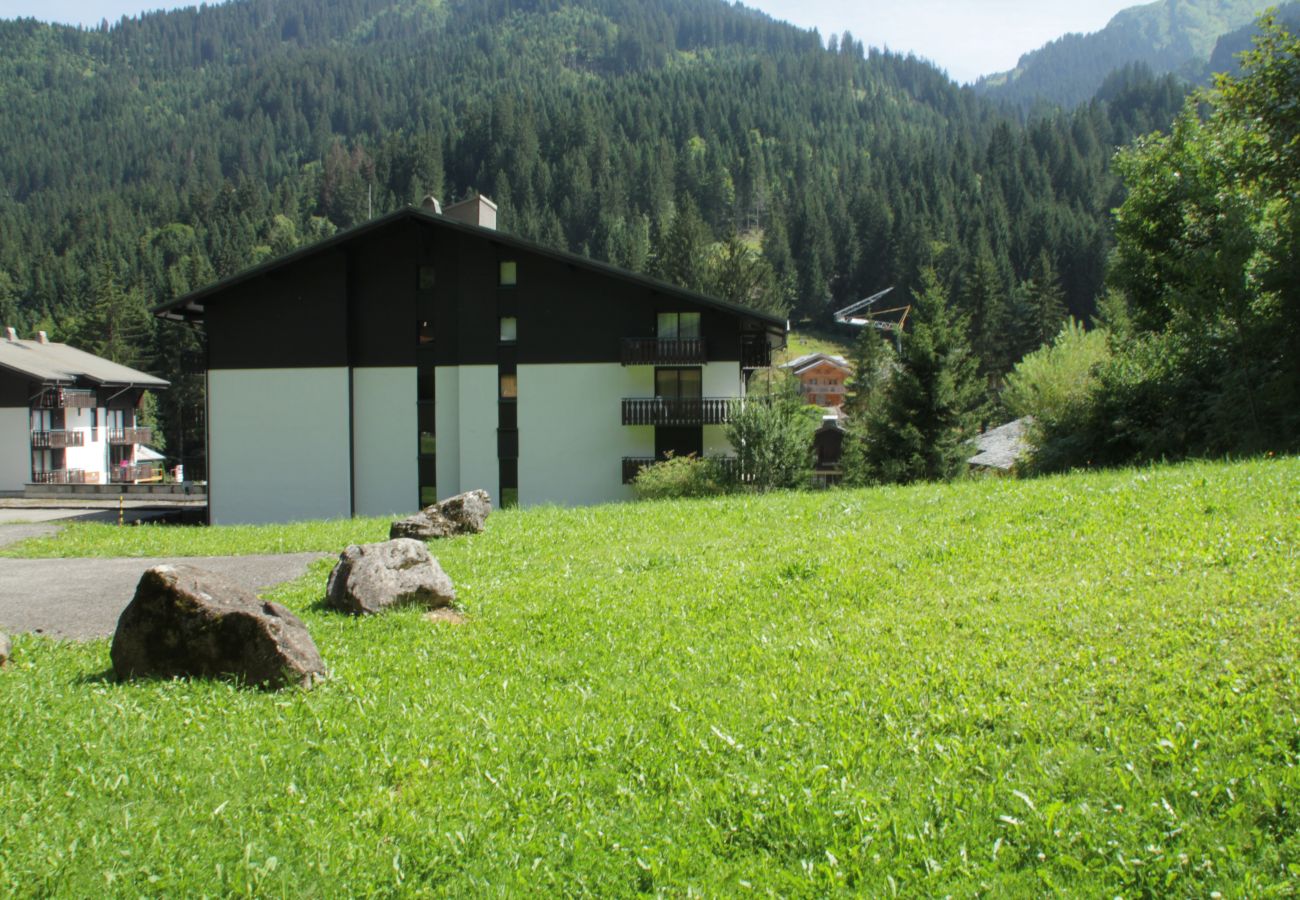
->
[1,458,1297,895]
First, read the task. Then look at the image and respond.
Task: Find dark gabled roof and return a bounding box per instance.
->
[153,206,787,329]
[0,336,168,388]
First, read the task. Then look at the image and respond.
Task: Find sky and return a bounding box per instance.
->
[0,0,1141,83]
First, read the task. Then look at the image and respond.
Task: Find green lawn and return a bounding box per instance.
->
[1,458,1298,895]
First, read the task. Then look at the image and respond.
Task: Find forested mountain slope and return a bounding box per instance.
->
[0,0,1188,469]
[976,0,1270,110]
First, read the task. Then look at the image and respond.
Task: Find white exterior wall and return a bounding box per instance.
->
[209,368,352,524]
[352,367,418,517]
[702,361,742,459]
[434,365,499,504]
[517,363,655,507]
[701,361,741,399]
[435,367,460,499]
[63,405,109,479]
[0,407,29,492]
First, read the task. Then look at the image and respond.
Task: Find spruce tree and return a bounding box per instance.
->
[840,325,895,486]
[863,268,983,484]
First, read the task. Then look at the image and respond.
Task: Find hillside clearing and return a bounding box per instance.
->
[1,457,1297,895]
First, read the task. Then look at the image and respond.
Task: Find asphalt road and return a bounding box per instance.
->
[0,540,330,641]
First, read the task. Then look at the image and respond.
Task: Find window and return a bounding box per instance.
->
[655,367,702,399]
[499,373,518,399]
[499,316,517,342]
[657,311,701,340]
[417,265,436,291]
[499,261,517,286]
[418,319,435,344]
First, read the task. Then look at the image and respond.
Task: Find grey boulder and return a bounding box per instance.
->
[390,489,492,540]
[325,538,456,615]
[110,565,325,690]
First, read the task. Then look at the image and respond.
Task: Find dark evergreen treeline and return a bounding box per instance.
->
[0,0,1189,473]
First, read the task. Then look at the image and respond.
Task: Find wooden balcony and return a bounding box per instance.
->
[621,456,740,484]
[621,338,707,366]
[32,469,95,485]
[35,388,96,409]
[110,464,162,484]
[741,339,773,370]
[621,397,738,426]
[108,427,153,445]
[31,429,85,449]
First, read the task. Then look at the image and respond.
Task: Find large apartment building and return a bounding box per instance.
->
[0,329,168,493]
[156,200,786,524]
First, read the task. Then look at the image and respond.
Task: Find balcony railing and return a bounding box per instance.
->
[31,429,85,449]
[741,339,773,370]
[31,469,95,485]
[110,464,162,483]
[108,427,153,445]
[621,456,740,484]
[35,388,96,409]
[621,397,739,426]
[621,338,707,366]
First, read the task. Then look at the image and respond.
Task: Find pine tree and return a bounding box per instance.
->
[840,325,895,486]
[862,268,982,484]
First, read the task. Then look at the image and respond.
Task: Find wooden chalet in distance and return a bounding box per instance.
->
[156,197,786,525]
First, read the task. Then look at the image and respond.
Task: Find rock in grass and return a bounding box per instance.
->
[110,565,325,690]
[389,489,492,540]
[0,631,10,667]
[325,539,456,616]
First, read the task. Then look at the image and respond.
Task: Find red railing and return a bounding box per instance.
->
[31,430,85,449]
[621,397,738,426]
[621,338,707,366]
[110,464,162,483]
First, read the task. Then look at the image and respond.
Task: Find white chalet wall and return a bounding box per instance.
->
[63,406,107,477]
[209,368,351,524]
[517,363,654,507]
[352,367,417,517]
[0,407,29,492]
[435,365,498,503]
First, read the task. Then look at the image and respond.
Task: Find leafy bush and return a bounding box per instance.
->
[631,454,729,500]
[725,392,819,491]
[1002,319,1110,424]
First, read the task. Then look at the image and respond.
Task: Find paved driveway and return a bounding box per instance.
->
[0,548,330,640]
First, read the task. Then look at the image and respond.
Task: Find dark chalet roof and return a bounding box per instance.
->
[153,206,787,331]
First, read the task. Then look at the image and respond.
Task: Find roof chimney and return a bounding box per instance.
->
[4,327,15,342]
[442,193,498,231]
[36,331,48,344]
[421,195,442,214]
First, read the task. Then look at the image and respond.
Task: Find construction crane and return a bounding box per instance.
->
[833,287,910,333]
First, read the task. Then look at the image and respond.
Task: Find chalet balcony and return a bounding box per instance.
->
[621,456,740,484]
[30,429,85,449]
[621,397,738,427]
[741,339,773,370]
[110,464,162,484]
[35,388,96,409]
[32,469,95,485]
[621,338,707,366]
[109,427,153,445]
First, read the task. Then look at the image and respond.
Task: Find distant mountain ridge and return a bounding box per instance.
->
[975,0,1272,109]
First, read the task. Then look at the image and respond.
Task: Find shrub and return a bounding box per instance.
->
[1002,319,1110,424]
[631,454,729,501]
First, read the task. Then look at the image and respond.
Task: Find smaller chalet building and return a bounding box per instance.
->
[782,353,852,409]
[0,329,168,493]
[156,203,785,525]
